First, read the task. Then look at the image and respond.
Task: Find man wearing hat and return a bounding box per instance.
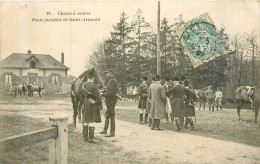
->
[183,80,196,130]
[205,86,215,111]
[81,70,103,143]
[150,75,167,130]
[137,76,149,124]
[165,77,186,131]
[100,69,118,137]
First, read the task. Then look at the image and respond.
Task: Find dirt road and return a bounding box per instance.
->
[1,97,259,163]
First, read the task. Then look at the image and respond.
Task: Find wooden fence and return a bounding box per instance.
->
[0,117,68,164]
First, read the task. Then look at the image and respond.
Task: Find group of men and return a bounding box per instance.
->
[80,69,117,143]
[137,75,197,131]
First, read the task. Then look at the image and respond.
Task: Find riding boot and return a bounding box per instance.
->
[212,106,214,112]
[190,118,195,130]
[100,116,109,134]
[209,107,211,111]
[144,113,148,123]
[149,117,152,127]
[140,113,143,124]
[82,125,89,142]
[88,126,94,143]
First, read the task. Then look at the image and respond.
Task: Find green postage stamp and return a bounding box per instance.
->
[177,13,224,67]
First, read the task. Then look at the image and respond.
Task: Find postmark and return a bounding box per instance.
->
[177,13,224,67]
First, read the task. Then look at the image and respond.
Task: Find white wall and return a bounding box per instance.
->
[45,69,66,77]
[0,68,20,76]
[22,69,44,76]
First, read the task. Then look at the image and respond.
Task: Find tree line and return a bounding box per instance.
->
[89,9,260,98]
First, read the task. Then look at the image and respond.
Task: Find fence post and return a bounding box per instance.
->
[49,117,68,164]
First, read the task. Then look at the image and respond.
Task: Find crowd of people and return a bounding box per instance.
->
[137,75,198,131]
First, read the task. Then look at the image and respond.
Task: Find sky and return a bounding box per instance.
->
[0,0,259,76]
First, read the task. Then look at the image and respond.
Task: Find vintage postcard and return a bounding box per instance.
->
[0,1,259,163]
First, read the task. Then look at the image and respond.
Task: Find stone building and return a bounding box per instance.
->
[0,50,69,93]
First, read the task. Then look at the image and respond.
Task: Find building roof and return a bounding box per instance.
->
[0,53,69,70]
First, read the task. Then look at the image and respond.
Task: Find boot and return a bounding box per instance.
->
[212,106,214,112]
[144,113,148,123]
[82,125,88,142]
[89,126,100,143]
[156,120,163,130]
[190,118,195,130]
[140,113,143,124]
[100,116,109,134]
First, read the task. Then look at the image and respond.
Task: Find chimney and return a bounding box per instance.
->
[28,49,31,55]
[61,52,64,64]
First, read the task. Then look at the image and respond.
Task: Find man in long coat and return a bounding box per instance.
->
[165,77,185,131]
[81,71,103,143]
[150,75,167,130]
[183,80,197,130]
[100,69,118,137]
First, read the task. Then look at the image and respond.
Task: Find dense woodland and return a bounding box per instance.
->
[89,10,260,99]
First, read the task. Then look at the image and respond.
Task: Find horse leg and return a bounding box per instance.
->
[237,100,243,121]
[77,98,83,123]
[203,100,206,110]
[255,105,258,124]
[73,97,79,128]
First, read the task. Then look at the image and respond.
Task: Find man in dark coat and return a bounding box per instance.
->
[81,71,103,143]
[100,69,118,137]
[138,76,148,124]
[165,77,185,131]
[183,80,197,130]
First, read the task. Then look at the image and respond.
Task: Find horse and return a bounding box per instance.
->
[234,86,259,123]
[70,68,104,128]
[27,84,44,98]
[13,84,27,97]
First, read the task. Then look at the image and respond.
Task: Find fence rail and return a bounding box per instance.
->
[0,117,68,164]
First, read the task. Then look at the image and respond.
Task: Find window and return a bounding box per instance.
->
[52,75,59,85]
[5,74,12,86]
[30,61,36,69]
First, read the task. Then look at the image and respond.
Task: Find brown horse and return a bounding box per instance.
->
[234,86,259,123]
[71,68,104,128]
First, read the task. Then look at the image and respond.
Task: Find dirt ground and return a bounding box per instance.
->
[0,94,260,163]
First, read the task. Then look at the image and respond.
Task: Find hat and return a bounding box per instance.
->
[155,74,161,81]
[183,80,189,87]
[143,76,148,81]
[165,77,170,82]
[152,77,156,81]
